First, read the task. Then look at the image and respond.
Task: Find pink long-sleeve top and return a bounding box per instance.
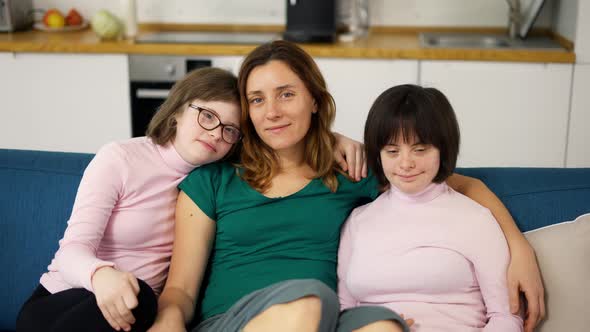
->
[338,182,523,332]
[40,137,196,295]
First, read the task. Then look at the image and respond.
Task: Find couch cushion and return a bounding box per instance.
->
[456,168,590,232]
[0,149,93,330]
[524,214,590,332]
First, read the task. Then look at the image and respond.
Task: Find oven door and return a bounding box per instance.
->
[129,82,173,137]
[128,55,217,138]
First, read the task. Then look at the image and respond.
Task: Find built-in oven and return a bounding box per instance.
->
[128,55,242,137]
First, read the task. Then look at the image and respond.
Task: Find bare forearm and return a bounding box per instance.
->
[156,287,196,325]
[447,173,530,250]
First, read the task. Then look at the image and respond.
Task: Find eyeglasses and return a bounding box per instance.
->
[189,104,241,144]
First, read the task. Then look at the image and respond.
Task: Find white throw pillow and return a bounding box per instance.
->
[524,214,590,332]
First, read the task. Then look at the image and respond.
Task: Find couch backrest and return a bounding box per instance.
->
[1,149,589,330]
[0,149,93,330]
[456,168,590,232]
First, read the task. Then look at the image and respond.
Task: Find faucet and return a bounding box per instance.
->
[506,0,521,39]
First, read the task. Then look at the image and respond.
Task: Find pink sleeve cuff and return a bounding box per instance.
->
[85,260,116,292]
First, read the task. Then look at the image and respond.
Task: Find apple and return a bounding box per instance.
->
[43,9,65,28]
[65,8,83,26]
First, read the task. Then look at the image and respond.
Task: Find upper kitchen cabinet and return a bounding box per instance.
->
[0,53,131,153]
[316,59,418,141]
[420,60,573,167]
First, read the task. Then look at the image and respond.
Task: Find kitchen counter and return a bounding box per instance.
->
[0,24,575,63]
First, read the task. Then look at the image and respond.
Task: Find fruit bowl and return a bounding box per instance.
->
[33,20,89,32]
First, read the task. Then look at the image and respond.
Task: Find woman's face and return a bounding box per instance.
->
[173,99,241,165]
[380,135,441,194]
[245,60,317,154]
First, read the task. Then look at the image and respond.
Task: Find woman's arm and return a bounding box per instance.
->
[333,132,367,181]
[447,173,545,332]
[149,191,216,332]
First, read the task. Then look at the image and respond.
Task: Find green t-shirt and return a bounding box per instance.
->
[178,162,378,320]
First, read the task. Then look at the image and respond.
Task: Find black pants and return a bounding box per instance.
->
[16,279,157,332]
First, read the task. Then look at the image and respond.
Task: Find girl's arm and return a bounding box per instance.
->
[53,143,123,290]
[447,173,545,332]
[53,142,143,331]
[149,191,216,332]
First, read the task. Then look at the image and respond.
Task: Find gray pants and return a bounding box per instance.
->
[193,279,408,332]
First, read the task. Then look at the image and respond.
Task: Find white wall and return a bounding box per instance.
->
[566,64,590,167]
[552,0,578,42]
[574,0,590,63]
[32,0,554,28]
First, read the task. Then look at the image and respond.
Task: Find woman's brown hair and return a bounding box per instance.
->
[146,67,239,146]
[237,40,339,193]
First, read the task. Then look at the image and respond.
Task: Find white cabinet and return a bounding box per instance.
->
[0,53,131,153]
[420,61,573,167]
[316,59,418,141]
[566,64,590,167]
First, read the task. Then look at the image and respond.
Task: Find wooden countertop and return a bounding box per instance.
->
[0,24,575,63]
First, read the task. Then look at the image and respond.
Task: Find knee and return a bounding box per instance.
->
[293,279,339,310]
[288,295,323,320]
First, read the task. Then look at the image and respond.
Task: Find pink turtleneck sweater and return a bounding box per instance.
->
[40,137,196,295]
[338,182,523,332]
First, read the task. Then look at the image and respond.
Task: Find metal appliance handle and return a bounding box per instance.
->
[136,89,170,99]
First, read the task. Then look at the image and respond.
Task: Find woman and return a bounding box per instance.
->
[150,41,543,332]
[338,84,523,331]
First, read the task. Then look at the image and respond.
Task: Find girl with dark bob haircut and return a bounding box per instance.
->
[364,84,460,188]
[338,84,524,331]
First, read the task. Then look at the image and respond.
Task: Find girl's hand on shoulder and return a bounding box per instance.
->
[333,132,367,181]
[507,241,546,332]
[92,266,140,332]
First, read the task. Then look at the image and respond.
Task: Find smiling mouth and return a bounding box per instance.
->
[397,173,421,181]
[266,124,290,133]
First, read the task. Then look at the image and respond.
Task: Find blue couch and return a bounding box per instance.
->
[1,148,589,331]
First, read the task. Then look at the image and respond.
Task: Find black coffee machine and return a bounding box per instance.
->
[283,0,336,43]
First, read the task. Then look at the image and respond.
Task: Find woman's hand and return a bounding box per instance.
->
[333,132,367,181]
[400,313,415,327]
[507,240,546,332]
[92,266,140,331]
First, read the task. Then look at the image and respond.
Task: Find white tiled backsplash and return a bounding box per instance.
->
[32,0,557,27]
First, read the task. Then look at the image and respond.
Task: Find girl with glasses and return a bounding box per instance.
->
[16,68,243,332]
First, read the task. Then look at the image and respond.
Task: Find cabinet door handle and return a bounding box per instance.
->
[136,89,170,99]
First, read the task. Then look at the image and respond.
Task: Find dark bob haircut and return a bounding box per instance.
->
[364,84,460,187]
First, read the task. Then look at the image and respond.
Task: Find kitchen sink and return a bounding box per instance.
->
[420,32,566,50]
